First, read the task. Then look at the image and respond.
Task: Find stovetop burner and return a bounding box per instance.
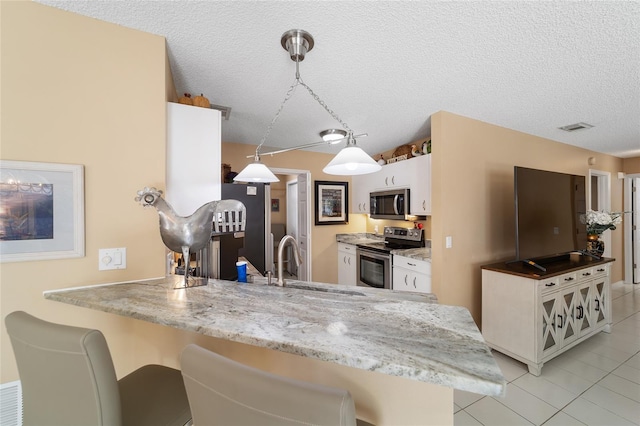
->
[356,226,425,254]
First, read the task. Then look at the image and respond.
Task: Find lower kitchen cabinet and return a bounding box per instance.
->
[481,259,613,376]
[392,255,431,293]
[337,243,357,286]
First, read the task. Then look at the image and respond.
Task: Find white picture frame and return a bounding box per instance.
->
[0,160,84,262]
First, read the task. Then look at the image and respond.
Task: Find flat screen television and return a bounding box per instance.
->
[514,166,588,264]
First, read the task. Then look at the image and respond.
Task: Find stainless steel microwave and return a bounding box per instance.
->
[370,189,410,220]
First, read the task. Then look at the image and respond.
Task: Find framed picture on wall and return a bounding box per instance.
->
[271,198,280,212]
[0,160,85,262]
[314,180,348,225]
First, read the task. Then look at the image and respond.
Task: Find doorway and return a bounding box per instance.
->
[623,175,640,284]
[272,168,312,281]
[588,170,612,257]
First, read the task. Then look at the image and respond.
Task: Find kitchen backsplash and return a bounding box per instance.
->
[365,216,430,239]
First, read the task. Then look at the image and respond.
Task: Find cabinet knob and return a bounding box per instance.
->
[422,200,426,210]
[392,176,395,185]
[582,272,591,277]
[413,277,417,288]
[385,177,389,186]
[564,277,574,282]
[545,282,556,287]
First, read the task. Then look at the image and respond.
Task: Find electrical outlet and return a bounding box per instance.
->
[99,248,126,270]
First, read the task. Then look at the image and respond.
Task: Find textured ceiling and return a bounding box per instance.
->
[38,1,640,158]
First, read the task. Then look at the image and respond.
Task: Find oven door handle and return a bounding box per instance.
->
[393,195,400,215]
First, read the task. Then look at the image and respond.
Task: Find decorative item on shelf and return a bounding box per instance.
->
[193,93,211,108]
[411,144,423,157]
[178,93,193,105]
[393,144,412,158]
[135,187,246,289]
[377,154,386,166]
[234,29,380,182]
[586,234,605,257]
[422,139,431,154]
[581,210,623,257]
[386,154,408,164]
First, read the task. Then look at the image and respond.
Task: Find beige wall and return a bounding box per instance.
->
[221,142,366,284]
[431,111,625,325]
[0,0,170,382]
[623,156,640,174]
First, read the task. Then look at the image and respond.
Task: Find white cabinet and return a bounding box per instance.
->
[482,260,612,376]
[371,159,411,190]
[337,243,357,286]
[409,155,431,215]
[166,102,221,216]
[392,255,431,293]
[350,154,431,216]
[351,174,371,214]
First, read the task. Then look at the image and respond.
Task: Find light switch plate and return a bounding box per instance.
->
[99,248,126,270]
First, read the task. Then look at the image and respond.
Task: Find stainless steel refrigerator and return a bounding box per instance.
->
[218,183,273,280]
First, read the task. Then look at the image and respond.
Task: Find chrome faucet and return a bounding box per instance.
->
[276,235,302,287]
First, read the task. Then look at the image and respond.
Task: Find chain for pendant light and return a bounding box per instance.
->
[255,59,353,154]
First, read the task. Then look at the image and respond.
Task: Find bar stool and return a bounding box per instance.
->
[181,344,373,426]
[4,311,191,426]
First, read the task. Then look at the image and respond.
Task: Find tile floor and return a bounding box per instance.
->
[455,281,640,426]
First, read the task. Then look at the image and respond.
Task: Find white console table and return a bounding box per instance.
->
[481,257,614,376]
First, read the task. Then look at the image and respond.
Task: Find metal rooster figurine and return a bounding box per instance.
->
[135,187,246,289]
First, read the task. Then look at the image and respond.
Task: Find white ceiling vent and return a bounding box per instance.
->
[558,122,594,132]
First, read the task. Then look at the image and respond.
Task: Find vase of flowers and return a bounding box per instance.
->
[581,210,623,256]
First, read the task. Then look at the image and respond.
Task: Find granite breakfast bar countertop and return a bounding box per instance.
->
[44,276,504,398]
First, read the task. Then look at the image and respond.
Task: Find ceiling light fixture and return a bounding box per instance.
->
[320,129,347,142]
[234,29,381,183]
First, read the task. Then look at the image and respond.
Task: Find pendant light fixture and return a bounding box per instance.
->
[234,29,381,183]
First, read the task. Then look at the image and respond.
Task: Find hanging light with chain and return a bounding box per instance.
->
[234,29,381,183]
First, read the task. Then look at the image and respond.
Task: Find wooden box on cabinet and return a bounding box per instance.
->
[481,257,613,376]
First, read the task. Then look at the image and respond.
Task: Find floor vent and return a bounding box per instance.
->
[0,381,23,426]
[558,122,594,132]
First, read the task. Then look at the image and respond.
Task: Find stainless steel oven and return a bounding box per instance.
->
[356,226,425,290]
[356,246,391,289]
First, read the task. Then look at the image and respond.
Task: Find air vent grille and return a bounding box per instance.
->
[0,381,23,426]
[210,104,232,120]
[559,122,594,132]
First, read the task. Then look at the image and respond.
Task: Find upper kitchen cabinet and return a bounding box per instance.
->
[351,173,371,213]
[370,159,412,190]
[350,154,431,216]
[166,102,222,216]
[409,155,431,216]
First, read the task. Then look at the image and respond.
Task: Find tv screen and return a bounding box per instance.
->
[514,167,588,261]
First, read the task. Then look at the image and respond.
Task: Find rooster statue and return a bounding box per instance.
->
[135,187,246,288]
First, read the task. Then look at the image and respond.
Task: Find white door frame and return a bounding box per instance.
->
[271,167,312,280]
[623,173,640,284]
[588,170,612,257]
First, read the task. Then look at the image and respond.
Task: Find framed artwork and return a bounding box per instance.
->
[314,180,348,225]
[0,160,85,262]
[271,198,280,212]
